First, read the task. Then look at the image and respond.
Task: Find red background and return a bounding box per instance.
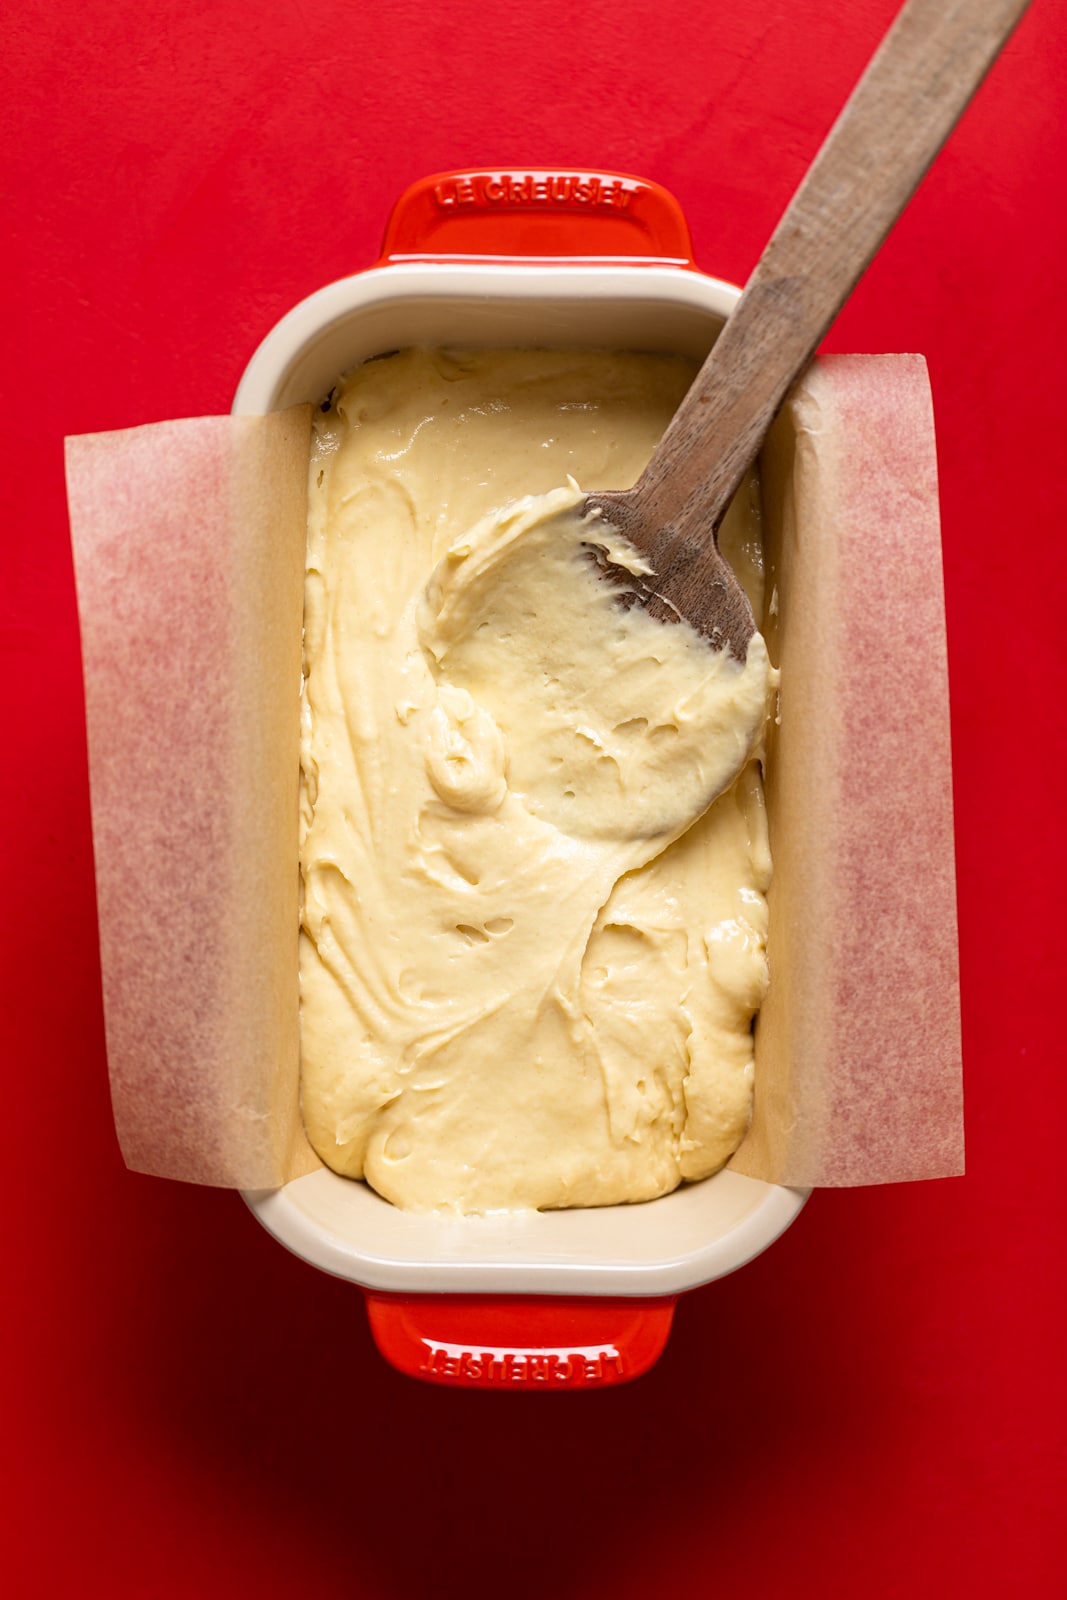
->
[2,1,1064,1594]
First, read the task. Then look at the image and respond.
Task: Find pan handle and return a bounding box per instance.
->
[364,1292,677,1389]
[377,168,697,267]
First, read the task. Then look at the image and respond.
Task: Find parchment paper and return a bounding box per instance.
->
[730,355,964,1184]
[65,356,963,1192]
[67,409,319,1188]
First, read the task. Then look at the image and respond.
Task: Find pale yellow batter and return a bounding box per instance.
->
[299,347,772,1213]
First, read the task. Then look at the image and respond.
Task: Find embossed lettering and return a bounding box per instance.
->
[419,1339,625,1383]
[432,172,638,215]
[421,1343,446,1374]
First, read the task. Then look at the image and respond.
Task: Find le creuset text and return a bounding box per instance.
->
[420,1341,625,1385]
[433,172,640,213]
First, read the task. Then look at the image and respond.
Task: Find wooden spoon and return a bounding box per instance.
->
[585,0,1032,660]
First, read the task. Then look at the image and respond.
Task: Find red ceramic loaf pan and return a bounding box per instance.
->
[234,169,808,1389]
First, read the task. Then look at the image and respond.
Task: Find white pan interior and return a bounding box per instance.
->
[235,261,808,1296]
[244,1167,806,1297]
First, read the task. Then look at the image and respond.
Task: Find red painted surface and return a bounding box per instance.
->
[2,1,1064,1596]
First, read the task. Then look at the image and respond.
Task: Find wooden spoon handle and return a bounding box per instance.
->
[635,0,1032,540]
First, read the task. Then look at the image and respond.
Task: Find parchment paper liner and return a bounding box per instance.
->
[65,355,963,1195]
